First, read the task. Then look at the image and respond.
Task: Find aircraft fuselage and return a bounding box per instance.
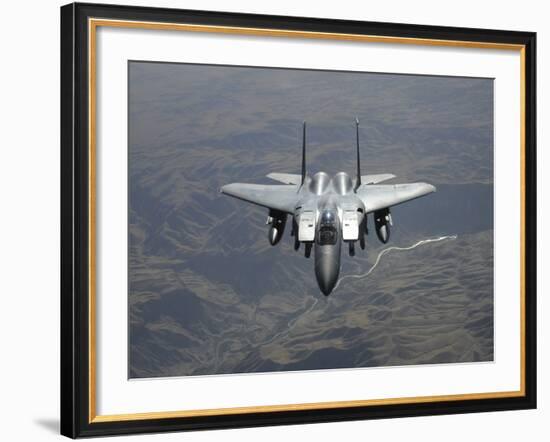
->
[294,171,366,295]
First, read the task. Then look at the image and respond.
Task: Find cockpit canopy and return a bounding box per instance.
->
[320,209,336,226]
[318,209,338,245]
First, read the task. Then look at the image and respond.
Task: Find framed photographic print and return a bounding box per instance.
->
[60,2,537,438]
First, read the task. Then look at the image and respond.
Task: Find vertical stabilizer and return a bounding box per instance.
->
[354,118,361,191]
[301,121,307,187]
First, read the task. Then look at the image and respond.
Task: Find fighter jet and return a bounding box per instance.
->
[220,120,436,296]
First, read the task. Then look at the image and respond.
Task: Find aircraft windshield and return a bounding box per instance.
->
[318,210,338,245]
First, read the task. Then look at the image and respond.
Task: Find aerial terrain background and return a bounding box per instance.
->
[128,61,494,378]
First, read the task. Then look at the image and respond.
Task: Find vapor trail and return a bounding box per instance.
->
[334,235,458,291]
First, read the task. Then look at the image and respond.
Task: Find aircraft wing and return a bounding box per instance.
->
[357,182,436,213]
[220,183,299,214]
[266,173,302,185]
[361,173,395,184]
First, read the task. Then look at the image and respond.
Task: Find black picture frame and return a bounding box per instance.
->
[60,2,537,438]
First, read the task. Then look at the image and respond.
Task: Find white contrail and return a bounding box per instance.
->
[334,235,458,291]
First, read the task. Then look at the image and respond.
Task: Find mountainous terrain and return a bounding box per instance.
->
[128,61,494,378]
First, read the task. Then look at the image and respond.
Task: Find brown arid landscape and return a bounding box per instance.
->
[128,61,494,378]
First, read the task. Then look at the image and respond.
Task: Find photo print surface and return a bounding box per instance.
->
[128,61,494,378]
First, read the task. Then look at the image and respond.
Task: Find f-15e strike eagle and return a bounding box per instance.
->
[220,120,436,296]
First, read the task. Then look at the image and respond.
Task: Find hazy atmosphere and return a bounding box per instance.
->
[128,61,494,378]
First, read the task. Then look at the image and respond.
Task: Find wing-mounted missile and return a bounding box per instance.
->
[374,208,392,244]
[266,209,287,246]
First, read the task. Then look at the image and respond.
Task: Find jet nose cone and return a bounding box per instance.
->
[314,240,342,297]
[319,282,335,296]
[316,263,338,296]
